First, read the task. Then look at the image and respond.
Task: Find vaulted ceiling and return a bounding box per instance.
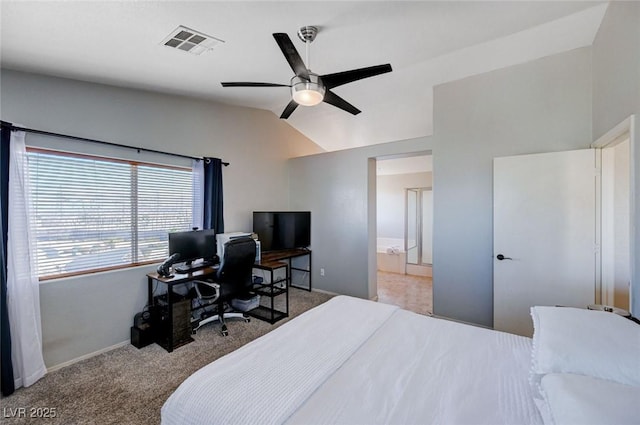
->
[0,1,608,151]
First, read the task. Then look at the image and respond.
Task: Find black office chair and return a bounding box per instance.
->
[193,237,256,336]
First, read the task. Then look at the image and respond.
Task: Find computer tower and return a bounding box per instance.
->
[152,294,192,350]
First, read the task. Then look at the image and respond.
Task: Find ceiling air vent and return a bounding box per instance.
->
[161,25,224,55]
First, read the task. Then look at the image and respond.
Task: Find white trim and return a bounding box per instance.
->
[431,314,492,330]
[311,288,340,297]
[600,147,615,306]
[591,115,634,148]
[594,148,602,305]
[46,340,129,373]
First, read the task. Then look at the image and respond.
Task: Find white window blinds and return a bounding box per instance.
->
[27,148,193,279]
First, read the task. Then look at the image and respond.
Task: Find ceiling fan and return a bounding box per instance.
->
[221,26,392,119]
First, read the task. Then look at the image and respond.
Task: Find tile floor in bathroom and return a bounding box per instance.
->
[377,270,433,315]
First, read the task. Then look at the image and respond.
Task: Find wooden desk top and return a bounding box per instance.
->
[147,265,219,284]
[260,248,311,262]
[148,249,311,282]
[253,259,288,270]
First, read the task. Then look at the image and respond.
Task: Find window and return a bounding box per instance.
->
[27,148,193,280]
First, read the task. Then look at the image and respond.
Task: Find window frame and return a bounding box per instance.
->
[26,147,193,281]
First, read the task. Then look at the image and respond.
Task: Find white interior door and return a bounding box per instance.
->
[493,149,597,336]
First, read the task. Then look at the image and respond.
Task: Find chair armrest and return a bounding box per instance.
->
[193,280,220,301]
[194,280,220,290]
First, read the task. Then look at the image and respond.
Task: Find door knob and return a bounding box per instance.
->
[496,254,512,261]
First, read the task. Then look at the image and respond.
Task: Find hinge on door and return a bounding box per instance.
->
[594,243,600,254]
[594,167,601,176]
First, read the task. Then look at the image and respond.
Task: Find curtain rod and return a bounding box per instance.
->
[0,121,229,166]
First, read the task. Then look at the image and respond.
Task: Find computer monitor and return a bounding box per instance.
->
[168,229,216,265]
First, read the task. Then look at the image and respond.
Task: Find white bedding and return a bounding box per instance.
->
[161,296,542,425]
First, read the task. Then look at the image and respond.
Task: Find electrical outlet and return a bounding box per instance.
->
[320,268,325,277]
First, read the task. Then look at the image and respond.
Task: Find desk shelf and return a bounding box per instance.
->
[252,282,287,298]
[260,249,312,291]
[251,260,289,324]
[248,306,288,324]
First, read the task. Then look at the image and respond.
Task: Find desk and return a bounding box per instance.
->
[258,249,312,291]
[146,249,311,350]
[147,266,218,352]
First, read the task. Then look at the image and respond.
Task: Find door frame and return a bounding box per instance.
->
[370,152,432,301]
[591,115,635,309]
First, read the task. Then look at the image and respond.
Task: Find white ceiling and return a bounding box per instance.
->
[0,1,608,152]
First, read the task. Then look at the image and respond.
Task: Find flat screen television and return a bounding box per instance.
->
[253,211,311,252]
[168,229,216,264]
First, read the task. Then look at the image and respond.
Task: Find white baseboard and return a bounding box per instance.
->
[431,314,492,329]
[312,288,378,302]
[311,288,340,296]
[46,340,130,373]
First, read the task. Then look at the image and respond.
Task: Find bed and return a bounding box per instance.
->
[161,295,640,425]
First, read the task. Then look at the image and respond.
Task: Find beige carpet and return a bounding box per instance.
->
[377,271,433,315]
[1,288,332,425]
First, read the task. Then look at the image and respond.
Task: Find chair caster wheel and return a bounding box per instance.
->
[221,330,229,337]
[244,317,250,323]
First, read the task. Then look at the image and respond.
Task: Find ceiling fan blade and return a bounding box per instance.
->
[323,90,361,115]
[321,64,392,89]
[221,82,290,87]
[280,100,299,119]
[273,33,309,80]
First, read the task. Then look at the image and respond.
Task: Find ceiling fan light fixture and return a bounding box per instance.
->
[291,75,325,106]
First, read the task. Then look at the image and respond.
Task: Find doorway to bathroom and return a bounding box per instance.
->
[375,155,433,315]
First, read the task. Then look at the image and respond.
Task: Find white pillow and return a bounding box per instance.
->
[530,306,640,388]
[540,373,640,425]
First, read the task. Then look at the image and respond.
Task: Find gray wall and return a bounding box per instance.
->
[289,139,432,299]
[591,1,640,315]
[431,47,593,326]
[289,47,596,327]
[1,69,322,368]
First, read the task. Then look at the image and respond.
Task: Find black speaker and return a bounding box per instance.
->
[134,310,151,330]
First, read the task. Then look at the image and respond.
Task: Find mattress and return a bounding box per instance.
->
[161,296,542,425]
